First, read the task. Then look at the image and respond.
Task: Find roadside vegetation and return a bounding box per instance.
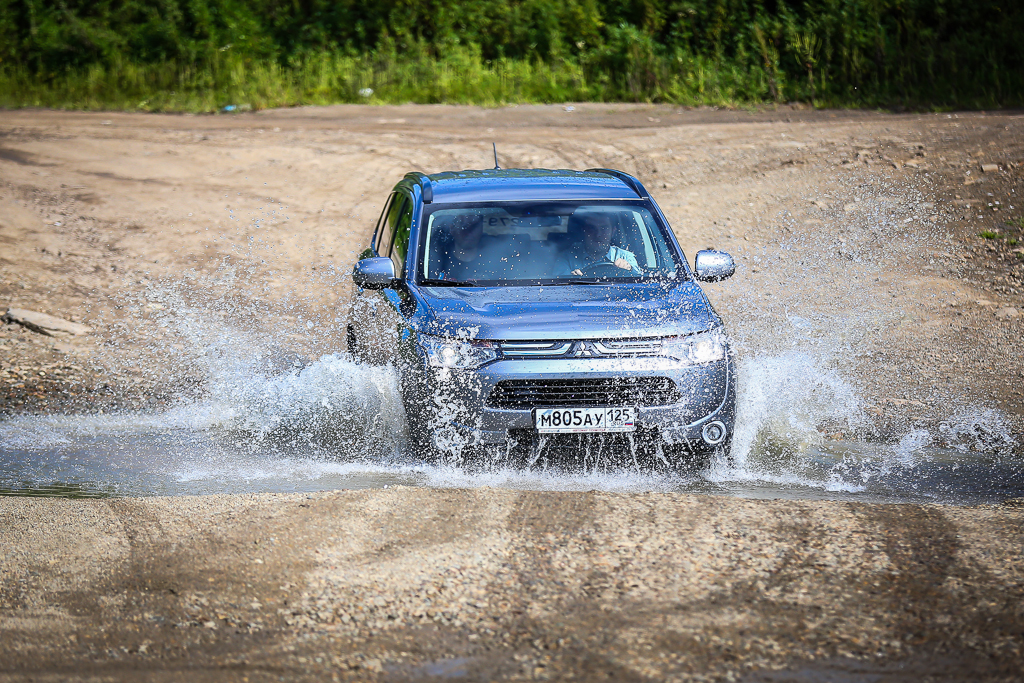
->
[0,0,1021,112]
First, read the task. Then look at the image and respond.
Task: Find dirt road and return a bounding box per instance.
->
[1,104,1024,679]
[2,489,1023,681]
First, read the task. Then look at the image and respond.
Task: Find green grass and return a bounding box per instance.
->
[2,0,1020,113]
[979,231,1000,240]
[0,49,790,112]
[2,42,1016,114]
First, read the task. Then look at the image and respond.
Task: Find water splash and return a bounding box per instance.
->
[190,353,406,459]
[2,339,1019,502]
[701,350,1020,502]
[937,408,1019,455]
[1,251,1020,502]
[2,354,405,454]
[728,350,867,469]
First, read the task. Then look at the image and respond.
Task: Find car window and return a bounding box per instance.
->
[373,193,396,256]
[390,196,413,276]
[418,201,681,286]
[376,194,411,262]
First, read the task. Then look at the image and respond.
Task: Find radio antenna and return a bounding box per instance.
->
[492,143,500,169]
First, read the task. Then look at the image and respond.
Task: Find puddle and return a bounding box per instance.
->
[1,350,1019,504]
[395,657,475,679]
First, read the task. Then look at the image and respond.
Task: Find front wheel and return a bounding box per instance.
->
[407,420,440,462]
[399,371,444,463]
[346,323,358,355]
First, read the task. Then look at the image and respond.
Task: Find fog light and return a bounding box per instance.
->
[701,421,727,445]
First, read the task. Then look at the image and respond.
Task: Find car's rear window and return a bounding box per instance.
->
[417,201,682,286]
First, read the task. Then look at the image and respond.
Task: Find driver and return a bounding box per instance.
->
[554,213,640,276]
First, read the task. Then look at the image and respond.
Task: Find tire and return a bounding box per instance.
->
[400,372,442,462]
[346,323,358,356]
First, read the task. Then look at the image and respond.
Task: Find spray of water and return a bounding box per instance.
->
[2,167,1021,501]
[2,308,1017,502]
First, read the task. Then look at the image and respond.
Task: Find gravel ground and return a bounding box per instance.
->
[1,489,1022,681]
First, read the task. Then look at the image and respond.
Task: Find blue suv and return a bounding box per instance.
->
[348,168,736,469]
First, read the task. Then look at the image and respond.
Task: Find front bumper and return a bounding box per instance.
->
[420,355,735,449]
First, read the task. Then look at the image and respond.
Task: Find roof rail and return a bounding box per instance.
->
[404,172,433,203]
[584,168,647,199]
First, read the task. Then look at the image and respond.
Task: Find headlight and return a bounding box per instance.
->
[661,329,728,365]
[418,333,498,369]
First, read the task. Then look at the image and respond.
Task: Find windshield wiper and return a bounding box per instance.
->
[552,278,608,285]
[419,278,479,287]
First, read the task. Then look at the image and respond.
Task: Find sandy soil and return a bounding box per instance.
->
[1,104,1024,679]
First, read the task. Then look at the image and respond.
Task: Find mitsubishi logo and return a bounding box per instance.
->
[570,342,596,357]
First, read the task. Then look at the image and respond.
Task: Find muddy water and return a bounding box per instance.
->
[1,346,1020,503]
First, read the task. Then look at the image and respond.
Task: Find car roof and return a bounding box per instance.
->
[414,169,646,203]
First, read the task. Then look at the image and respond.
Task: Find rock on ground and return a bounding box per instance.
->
[2,307,92,336]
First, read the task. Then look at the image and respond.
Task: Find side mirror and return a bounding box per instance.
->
[694,250,735,282]
[352,257,397,290]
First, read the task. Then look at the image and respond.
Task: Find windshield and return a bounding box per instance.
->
[417,201,683,286]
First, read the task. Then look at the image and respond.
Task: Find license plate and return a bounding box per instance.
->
[534,407,636,433]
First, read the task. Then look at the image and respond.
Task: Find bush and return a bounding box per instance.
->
[0,0,1021,110]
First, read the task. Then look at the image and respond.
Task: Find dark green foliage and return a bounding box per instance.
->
[0,0,266,70]
[0,0,1021,109]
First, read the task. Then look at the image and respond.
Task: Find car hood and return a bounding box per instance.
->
[414,282,718,341]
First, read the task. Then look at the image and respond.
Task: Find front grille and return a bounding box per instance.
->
[498,339,662,358]
[487,377,681,409]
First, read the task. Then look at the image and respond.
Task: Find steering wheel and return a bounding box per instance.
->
[578,261,630,278]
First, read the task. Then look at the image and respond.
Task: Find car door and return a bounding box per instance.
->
[350,191,414,365]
